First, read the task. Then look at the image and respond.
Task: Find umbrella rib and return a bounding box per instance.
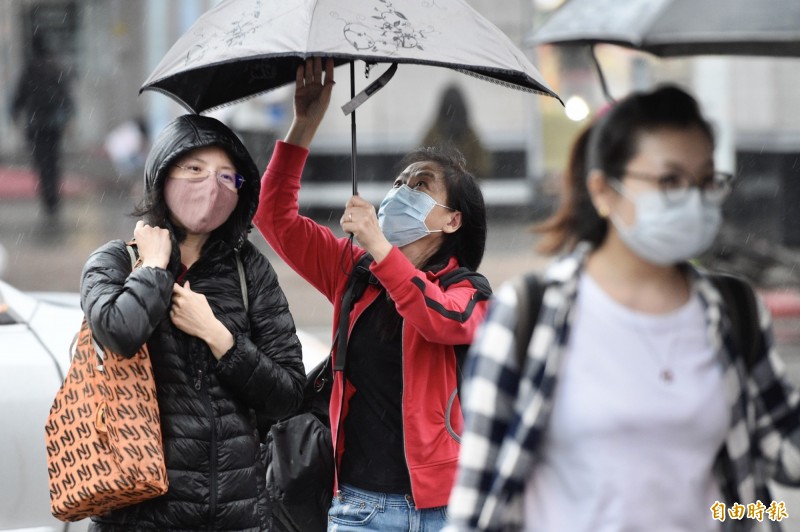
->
[142,85,196,114]
[589,45,615,103]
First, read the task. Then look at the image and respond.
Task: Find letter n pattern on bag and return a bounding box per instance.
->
[45,318,168,522]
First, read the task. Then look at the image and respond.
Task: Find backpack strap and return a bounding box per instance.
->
[235,252,248,314]
[333,254,375,372]
[453,272,542,411]
[511,273,545,371]
[440,268,492,402]
[125,244,138,269]
[709,273,763,371]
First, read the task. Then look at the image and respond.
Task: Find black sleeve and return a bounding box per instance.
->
[214,244,306,420]
[79,240,174,357]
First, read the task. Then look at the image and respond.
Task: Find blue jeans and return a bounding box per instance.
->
[327,484,449,531]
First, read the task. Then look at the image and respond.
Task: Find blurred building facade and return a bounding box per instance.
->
[0,1,208,159]
[0,0,542,179]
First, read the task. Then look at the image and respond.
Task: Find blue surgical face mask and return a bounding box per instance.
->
[377,185,451,247]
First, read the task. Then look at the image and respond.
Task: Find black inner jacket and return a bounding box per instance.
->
[340,295,412,494]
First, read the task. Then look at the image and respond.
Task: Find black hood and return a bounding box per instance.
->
[143,114,260,249]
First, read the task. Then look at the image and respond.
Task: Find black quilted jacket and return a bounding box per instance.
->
[80,115,305,531]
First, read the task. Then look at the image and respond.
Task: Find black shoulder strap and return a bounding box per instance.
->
[442,267,493,401]
[333,254,374,372]
[512,273,545,370]
[438,267,492,296]
[710,273,763,371]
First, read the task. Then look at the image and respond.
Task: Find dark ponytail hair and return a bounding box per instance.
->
[536,85,714,255]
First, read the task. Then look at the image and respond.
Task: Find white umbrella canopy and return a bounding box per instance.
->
[141,0,561,113]
[528,0,800,58]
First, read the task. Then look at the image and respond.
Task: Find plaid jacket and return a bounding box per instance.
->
[447,243,800,531]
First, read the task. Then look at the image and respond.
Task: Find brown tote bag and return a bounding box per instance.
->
[45,244,168,521]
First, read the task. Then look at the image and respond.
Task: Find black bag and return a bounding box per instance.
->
[265,255,373,532]
[266,356,334,532]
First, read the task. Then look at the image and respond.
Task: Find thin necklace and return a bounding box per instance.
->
[584,270,684,383]
[633,313,681,384]
[630,274,689,383]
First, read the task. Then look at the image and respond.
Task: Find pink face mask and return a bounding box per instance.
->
[164,176,239,234]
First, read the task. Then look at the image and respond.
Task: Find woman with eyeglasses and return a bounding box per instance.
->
[79,114,306,531]
[254,58,492,531]
[447,85,800,531]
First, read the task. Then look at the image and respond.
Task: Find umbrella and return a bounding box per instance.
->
[140,0,560,193]
[527,0,800,100]
[529,0,800,57]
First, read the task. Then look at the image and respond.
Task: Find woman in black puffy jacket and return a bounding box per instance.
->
[80,114,306,531]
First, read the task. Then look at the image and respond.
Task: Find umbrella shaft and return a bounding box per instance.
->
[350,62,358,196]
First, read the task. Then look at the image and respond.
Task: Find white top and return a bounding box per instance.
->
[523,273,729,532]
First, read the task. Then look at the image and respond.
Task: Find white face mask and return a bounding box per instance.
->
[610,185,722,266]
[378,185,448,247]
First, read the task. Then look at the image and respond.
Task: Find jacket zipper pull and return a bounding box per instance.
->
[195,370,203,391]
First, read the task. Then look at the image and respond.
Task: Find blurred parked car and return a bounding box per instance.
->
[0,279,328,532]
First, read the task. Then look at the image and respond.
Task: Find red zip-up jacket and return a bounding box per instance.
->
[254,141,491,508]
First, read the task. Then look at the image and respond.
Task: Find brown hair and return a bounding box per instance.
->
[534,124,599,255]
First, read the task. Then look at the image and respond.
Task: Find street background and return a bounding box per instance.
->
[3,0,800,529]
[0,156,549,331]
[3,157,800,529]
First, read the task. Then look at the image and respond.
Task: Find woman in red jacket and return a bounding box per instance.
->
[254,58,492,531]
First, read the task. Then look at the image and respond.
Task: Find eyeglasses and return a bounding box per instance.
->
[617,169,734,205]
[172,164,245,191]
